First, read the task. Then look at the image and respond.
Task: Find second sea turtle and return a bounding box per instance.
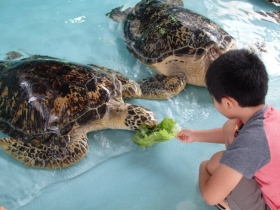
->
[106,0,237,99]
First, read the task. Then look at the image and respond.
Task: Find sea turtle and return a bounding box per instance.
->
[266,0,280,6]
[247,0,279,23]
[253,10,280,23]
[106,0,237,99]
[265,1,280,23]
[0,53,157,169]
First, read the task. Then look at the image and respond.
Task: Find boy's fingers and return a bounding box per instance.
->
[178,134,187,139]
[177,135,184,140]
[177,135,187,141]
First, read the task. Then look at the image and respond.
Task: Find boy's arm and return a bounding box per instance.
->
[199,161,243,206]
[177,118,239,144]
[177,128,225,144]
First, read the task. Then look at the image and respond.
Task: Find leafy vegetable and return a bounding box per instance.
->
[133,117,180,148]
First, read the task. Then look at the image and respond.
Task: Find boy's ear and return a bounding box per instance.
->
[222,97,238,109]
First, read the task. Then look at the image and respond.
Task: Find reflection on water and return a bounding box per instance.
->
[0,0,279,209]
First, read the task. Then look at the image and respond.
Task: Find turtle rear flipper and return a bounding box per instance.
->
[106,6,133,22]
[138,73,187,99]
[0,134,89,169]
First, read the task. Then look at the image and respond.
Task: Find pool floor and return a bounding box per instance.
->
[0,0,279,209]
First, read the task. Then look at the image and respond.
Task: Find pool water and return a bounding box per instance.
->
[0,0,279,209]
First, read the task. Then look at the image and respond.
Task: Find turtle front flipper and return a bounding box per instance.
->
[137,73,187,99]
[89,64,142,98]
[106,5,133,22]
[0,134,89,169]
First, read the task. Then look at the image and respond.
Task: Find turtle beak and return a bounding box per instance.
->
[145,123,157,129]
[137,112,157,130]
[143,110,157,129]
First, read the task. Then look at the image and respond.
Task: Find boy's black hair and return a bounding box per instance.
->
[205,49,268,107]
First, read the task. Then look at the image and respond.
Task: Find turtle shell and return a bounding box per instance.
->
[123,0,235,65]
[0,56,122,144]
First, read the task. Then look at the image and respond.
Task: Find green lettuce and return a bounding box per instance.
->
[133,117,180,148]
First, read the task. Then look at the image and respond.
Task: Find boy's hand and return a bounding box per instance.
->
[176,129,195,143]
[0,207,6,210]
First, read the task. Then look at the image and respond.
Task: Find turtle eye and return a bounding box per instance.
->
[209,47,220,59]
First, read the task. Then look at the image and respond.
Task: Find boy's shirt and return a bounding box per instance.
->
[220,105,280,210]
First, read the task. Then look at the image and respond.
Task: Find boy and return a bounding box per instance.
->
[177,49,280,210]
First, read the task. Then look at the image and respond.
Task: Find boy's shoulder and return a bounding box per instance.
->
[266,104,280,113]
[262,104,280,133]
[243,104,280,133]
[251,104,280,121]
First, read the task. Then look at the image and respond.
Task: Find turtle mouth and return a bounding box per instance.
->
[139,115,158,130]
[145,124,157,129]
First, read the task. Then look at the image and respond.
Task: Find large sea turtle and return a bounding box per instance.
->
[0,53,157,169]
[258,0,279,23]
[266,0,280,6]
[253,10,280,23]
[106,0,237,99]
[246,0,279,23]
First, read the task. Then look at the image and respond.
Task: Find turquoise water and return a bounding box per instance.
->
[0,0,279,209]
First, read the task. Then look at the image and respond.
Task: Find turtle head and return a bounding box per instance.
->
[207,35,237,62]
[106,6,133,22]
[125,104,157,130]
[160,0,184,6]
[137,0,183,7]
[134,0,183,14]
[108,103,157,130]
